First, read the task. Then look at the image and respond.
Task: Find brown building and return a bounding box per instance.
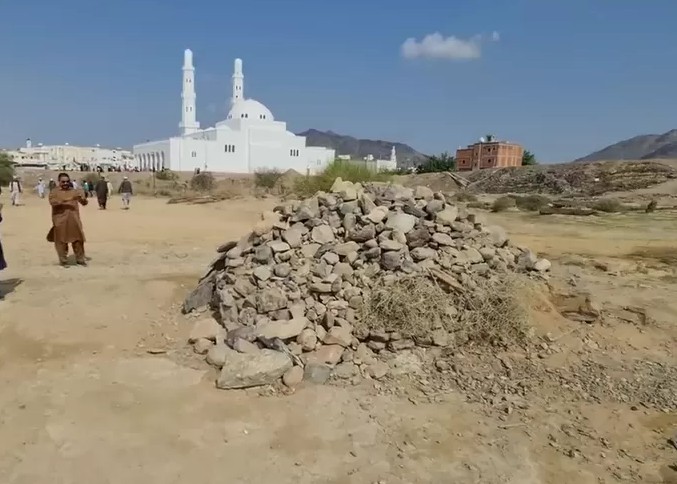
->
[456,140,524,171]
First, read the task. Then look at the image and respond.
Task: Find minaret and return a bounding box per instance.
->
[231,58,244,106]
[390,146,397,163]
[179,49,199,135]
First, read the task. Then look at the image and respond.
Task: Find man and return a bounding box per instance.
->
[106,178,114,204]
[35,178,46,199]
[9,176,22,206]
[47,172,88,267]
[94,176,109,210]
[48,178,56,191]
[0,203,6,273]
[118,176,133,209]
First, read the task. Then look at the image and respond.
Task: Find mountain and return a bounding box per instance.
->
[297,129,428,168]
[576,129,677,162]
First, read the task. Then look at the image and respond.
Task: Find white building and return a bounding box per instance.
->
[4,139,133,170]
[133,50,336,174]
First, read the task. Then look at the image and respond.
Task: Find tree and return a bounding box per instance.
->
[416,152,456,173]
[0,152,15,186]
[522,150,537,166]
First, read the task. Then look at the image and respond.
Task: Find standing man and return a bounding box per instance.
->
[35,178,46,199]
[118,176,133,210]
[48,178,56,191]
[94,176,109,210]
[47,172,88,267]
[106,178,114,205]
[9,176,22,206]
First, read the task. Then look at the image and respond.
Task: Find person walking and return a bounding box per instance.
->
[35,178,46,199]
[9,176,22,206]
[48,178,56,191]
[94,176,109,210]
[0,203,7,273]
[118,176,133,209]
[47,172,88,267]
[106,178,114,205]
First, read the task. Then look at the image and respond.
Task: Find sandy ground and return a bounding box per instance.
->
[0,193,675,483]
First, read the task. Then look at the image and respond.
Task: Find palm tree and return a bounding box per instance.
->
[522,150,537,166]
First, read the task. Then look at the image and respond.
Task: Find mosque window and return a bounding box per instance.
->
[191,151,196,157]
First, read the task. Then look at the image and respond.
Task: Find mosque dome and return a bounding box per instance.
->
[226,99,274,122]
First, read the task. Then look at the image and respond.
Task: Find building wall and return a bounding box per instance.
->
[456,142,524,171]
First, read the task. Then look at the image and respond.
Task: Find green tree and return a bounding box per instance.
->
[0,152,15,186]
[416,152,456,174]
[522,150,537,166]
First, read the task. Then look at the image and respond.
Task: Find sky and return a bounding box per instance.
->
[1,0,675,162]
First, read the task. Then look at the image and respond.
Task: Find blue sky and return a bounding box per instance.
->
[1,0,675,162]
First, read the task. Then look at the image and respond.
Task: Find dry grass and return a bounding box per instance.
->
[360,273,532,347]
[627,246,677,265]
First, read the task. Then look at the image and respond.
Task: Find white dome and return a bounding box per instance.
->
[227,99,274,121]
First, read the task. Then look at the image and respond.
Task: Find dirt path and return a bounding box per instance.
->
[0,194,673,483]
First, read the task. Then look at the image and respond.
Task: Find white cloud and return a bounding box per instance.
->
[401,31,499,61]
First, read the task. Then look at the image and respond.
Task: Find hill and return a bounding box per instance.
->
[297,129,428,168]
[576,129,677,162]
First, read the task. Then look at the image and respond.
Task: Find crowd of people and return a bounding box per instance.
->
[0,172,135,272]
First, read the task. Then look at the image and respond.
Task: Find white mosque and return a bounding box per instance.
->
[132,50,336,174]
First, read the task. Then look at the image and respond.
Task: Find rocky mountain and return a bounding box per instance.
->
[576,129,677,162]
[297,129,428,168]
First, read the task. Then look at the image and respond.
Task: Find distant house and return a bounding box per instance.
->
[456,137,524,171]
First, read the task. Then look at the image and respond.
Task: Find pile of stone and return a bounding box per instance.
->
[182,179,551,390]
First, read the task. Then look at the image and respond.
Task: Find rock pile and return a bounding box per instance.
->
[183,179,551,390]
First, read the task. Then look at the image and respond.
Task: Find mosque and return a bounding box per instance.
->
[132,50,336,174]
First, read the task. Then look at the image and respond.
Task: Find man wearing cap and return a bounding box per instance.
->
[118,176,133,210]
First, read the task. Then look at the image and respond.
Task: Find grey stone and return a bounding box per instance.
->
[303,363,332,384]
[254,245,273,263]
[348,224,376,242]
[297,328,318,351]
[232,338,260,354]
[366,207,389,223]
[335,241,360,256]
[273,263,292,278]
[386,212,417,233]
[193,338,213,355]
[189,318,223,343]
[432,232,454,246]
[534,258,552,272]
[406,227,431,248]
[338,201,359,216]
[322,251,340,265]
[268,240,291,253]
[206,344,230,368]
[216,349,292,389]
[464,247,484,264]
[380,239,405,251]
[435,206,459,226]
[486,225,508,247]
[366,361,389,380]
[253,265,272,281]
[306,344,344,366]
[425,199,445,215]
[255,287,288,312]
[410,247,437,261]
[300,243,320,258]
[414,185,434,200]
[359,192,377,213]
[381,251,403,271]
[282,366,304,387]
[334,362,359,379]
[323,326,353,347]
[311,225,335,244]
[254,317,308,340]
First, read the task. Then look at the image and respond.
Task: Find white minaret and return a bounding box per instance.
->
[390,146,397,163]
[231,58,244,106]
[179,49,199,135]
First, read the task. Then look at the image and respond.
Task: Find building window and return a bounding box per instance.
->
[191,151,196,157]
[225,144,235,153]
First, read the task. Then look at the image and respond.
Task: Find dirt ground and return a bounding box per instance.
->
[0,192,675,483]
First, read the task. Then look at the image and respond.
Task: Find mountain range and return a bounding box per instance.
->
[576,129,677,162]
[298,129,428,168]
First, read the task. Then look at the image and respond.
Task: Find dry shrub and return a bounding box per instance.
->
[591,198,625,213]
[254,168,283,189]
[452,191,478,202]
[627,246,677,265]
[513,194,550,211]
[360,273,532,347]
[492,196,517,212]
[190,172,215,192]
[155,169,179,181]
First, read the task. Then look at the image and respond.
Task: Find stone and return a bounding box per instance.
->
[366,207,389,224]
[253,265,272,281]
[323,326,353,347]
[534,258,552,272]
[322,251,340,265]
[282,365,304,387]
[311,225,335,244]
[189,318,223,343]
[306,344,344,366]
[479,247,496,261]
[366,361,389,380]
[182,274,215,313]
[232,338,260,354]
[297,328,318,351]
[193,338,213,355]
[303,363,332,384]
[300,243,320,258]
[380,239,405,251]
[464,247,484,264]
[334,362,359,379]
[282,227,304,248]
[431,329,450,347]
[435,206,459,225]
[268,240,291,253]
[254,245,273,263]
[386,212,417,234]
[348,225,376,243]
[255,287,288,313]
[414,185,434,200]
[432,232,454,246]
[486,225,509,247]
[273,263,292,277]
[254,317,308,340]
[518,250,538,270]
[359,192,377,213]
[410,247,437,261]
[406,227,431,248]
[206,344,230,368]
[425,199,445,215]
[216,349,292,389]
